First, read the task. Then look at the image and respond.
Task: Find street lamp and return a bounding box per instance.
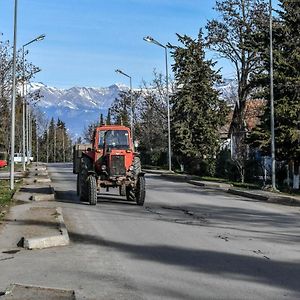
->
[22,34,45,171]
[269,0,276,189]
[115,69,134,140]
[143,35,172,172]
[10,0,18,190]
[25,68,41,165]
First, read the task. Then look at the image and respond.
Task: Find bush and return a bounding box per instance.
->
[215,149,239,181]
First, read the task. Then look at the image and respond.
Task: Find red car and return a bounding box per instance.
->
[0,160,7,168]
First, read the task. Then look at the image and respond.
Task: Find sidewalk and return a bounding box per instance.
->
[0,163,69,251]
[158,172,300,207]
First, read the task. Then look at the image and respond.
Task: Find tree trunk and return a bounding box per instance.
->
[293,160,299,190]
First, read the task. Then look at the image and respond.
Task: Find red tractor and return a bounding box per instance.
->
[73,125,145,206]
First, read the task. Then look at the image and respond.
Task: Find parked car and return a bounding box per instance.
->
[13,153,33,163]
[0,152,7,168]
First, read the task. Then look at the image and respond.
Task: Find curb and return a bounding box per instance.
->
[227,189,268,201]
[23,208,69,250]
[161,173,300,207]
[31,193,55,201]
[31,185,55,201]
[143,169,175,175]
[161,173,192,182]
[227,188,300,206]
[187,180,232,189]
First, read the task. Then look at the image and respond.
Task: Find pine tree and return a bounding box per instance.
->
[106,108,111,125]
[100,113,104,125]
[169,32,229,174]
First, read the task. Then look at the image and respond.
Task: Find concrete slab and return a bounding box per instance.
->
[13,185,54,202]
[34,172,48,176]
[3,284,75,300]
[34,178,51,183]
[23,207,69,250]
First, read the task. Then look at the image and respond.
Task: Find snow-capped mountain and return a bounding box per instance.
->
[29,83,127,139]
[215,79,238,104]
[29,79,237,139]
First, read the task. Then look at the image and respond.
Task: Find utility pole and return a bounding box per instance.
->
[9,0,18,190]
[269,0,276,189]
[143,36,172,171]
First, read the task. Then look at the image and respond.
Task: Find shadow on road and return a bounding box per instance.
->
[68,230,300,294]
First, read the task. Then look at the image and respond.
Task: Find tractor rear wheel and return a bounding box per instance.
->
[76,174,80,196]
[87,175,97,205]
[135,176,146,206]
[79,156,92,202]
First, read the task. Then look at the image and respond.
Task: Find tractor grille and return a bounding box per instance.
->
[110,155,126,176]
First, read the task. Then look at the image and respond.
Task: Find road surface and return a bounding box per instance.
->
[1,163,300,299]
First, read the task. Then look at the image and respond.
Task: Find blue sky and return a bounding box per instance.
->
[0,0,269,88]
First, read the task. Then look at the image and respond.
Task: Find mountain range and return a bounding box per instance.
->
[29,79,237,139]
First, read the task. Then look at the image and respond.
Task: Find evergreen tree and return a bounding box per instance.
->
[106,108,111,125]
[99,113,104,125]
[110,91,131,126]
[136,76,168,166]
[169,32,229,174]
[248,0,300,185]
[48,118,55,162]
[83,121,98,143]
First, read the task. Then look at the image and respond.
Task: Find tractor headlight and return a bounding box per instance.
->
[101,165,107,171]
[129,165,134,171]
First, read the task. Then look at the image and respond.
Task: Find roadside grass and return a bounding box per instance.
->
[0,180,21,220]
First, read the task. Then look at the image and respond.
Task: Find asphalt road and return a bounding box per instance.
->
[1,163,300,299]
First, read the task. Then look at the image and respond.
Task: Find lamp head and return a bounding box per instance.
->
[36,34,46,42]
[143,36,154,43]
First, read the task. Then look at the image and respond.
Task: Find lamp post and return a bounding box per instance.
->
[25,68,41,165]
[10,0,18,190]
[269,0,276,189]
[143,35,172,172]
[22,34,45,171]
[115,69,134,140]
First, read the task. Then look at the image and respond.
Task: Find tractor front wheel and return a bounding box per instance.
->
[135,176,146,206]
[87,175,97,205]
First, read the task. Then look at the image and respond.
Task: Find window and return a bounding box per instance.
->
[98,131,106,148]
[105,130,129,149]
